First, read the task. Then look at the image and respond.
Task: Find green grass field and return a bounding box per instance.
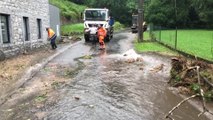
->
[61,23,84,35]
[135,42,173,52]
[152,30,213,61]
[61,22,125,35]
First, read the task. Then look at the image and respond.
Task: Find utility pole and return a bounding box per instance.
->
[138,0,144,42]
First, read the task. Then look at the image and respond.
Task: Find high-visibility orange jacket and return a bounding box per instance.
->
[98,27,107,37]
[47,28,55,38]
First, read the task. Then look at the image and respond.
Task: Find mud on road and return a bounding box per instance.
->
[0,32,210,120]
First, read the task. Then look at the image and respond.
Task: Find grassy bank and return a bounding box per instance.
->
[61,22,125,36]
[153,30,213,61]
[114,22,125,32]
[134,31,176,55]
[49,0,86,21]
[134,42,176,56]
[61,23,84,35]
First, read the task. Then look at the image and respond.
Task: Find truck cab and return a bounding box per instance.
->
[131,14,147,33]
[131,15,138,33]
[83,8,113,42]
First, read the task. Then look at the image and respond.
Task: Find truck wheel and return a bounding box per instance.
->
[84,35,89,42]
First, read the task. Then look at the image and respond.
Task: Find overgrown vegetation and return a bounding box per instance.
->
[49,0,86,23]
[61,23,84,35]
[169,57,213,101]
[68,0,138,25]
[146,0,213,28]
[61,22,124,36]
[113,22,125,31]
[68,0,213,28]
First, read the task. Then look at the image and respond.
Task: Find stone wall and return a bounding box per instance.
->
[0,0,50,58]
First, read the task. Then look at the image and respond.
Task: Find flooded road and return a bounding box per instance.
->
[0,31,209,120]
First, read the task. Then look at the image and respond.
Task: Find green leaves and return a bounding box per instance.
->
[50,0,86,22]
[146,0,212,28]
[190,83,200,93]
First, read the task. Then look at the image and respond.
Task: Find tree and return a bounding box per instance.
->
[81,0,137,25]
[192,0,213,28]
[145,0,212,28]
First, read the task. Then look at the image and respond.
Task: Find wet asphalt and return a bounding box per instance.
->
[0,31,209,120]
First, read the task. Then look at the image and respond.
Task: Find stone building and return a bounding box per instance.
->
[0,0,50,58]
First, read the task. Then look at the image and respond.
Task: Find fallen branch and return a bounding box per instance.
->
[166,65,213,119]
[190,68,213,89]
[180,66,197,79]
[172,82,191,87]
[196,66,207,117]
[165,94,199,119]
[201,75,213,88]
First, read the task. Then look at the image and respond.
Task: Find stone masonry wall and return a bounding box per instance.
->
[0,0,50,58]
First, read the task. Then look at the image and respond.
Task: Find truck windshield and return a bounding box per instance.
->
[85,10,107,21]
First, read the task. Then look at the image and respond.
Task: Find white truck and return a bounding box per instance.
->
[83,8,113,42]
[131,14,147,33]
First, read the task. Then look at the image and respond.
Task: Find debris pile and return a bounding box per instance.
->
[169,57,213,100]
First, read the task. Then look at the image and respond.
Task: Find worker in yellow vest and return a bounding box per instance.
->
[46,28,57,49]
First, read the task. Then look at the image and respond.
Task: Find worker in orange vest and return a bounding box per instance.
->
[97,25,107,50]
[46,27,57,49]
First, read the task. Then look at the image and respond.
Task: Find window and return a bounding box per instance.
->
[37,19,42,39]
[23,17,29,41]
[85,10,107,21]
[0,14,10,43]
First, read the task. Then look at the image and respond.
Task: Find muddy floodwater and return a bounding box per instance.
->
[0,31,210,120]
[46,53,208,120]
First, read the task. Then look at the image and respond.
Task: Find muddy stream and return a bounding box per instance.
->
[0,32,209,120]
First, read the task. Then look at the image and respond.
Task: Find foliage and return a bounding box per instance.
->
[49,0,86,23]
[51,0,213,28]
[52,0,212,28]
[146,0,213,28]
[204,90,213,101]
[61,22,124,36]
[113,22,125,32]
[68,0,84,4]
[190,83,200,93]
[61,23,84,35]
[73,0,138,25]
[191,0,213,28]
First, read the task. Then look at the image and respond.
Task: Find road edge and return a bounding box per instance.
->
[168,87,213,120]
[0,41,82,106]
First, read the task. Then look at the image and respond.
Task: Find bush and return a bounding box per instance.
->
[50,0,86,22]
[114,22,125,31]
[61,23,84,36]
